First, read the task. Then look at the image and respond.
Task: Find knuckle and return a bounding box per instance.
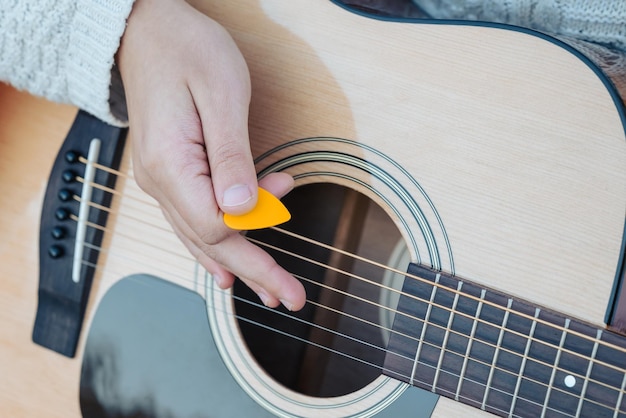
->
[209,140,249,173]
[197,229,227,253]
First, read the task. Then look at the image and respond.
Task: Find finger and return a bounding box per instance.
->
[161,208,236,289]
[144,168,304,309]
[211,233,307,311]
[162,200,292,308]
[163,193,304,310]
[258,172,295,198]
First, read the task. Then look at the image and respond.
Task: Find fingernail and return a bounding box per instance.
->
[212,274,224,288]
[280,299,293,311]
[258,292,271,307]
[223,184,252,207]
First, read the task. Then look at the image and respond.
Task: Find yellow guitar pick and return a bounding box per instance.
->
[223,187,291,230]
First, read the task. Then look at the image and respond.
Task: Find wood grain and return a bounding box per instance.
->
[1,0,625,416]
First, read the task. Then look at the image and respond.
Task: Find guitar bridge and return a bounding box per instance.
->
[32,111,127,358]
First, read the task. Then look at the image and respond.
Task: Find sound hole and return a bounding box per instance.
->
[233,183,407,397]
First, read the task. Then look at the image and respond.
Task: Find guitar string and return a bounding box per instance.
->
[229,300,580,418]
[69,173,626,386]
[65,228,607,418]
[72,245,621,417]
[247,233,626,372]
[270,228,626,359]
[65,210,626,414]
[75,155,626,350]
[68,186,626,372]
[78,157,131,179]
[76,261,581,418]
[71,171,626,357]
[67,166,624,404]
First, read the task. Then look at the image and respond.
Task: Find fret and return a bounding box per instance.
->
[457,287,512,411]
[589,330,626,418]
[455,289,487,402]
[432,281,464,392]
[615,373,626,418]
[489,299,540,413]
[481,298,513,413]
[542,318,570,418]
[410,272,441,386]
[575,329,602,417]
[383,264,438,385]
[500,303,550,417]
[383,263,626,418]
[415,272,472,395]
[547,321,606,417]
[508,307,541,416]
[521,309,563,411]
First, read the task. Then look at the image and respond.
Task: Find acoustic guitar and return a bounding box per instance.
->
[1,1,625,417]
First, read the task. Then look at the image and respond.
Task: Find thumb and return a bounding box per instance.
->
[202,86,258,216]
[189,21,258,216]
[206,122,259,216]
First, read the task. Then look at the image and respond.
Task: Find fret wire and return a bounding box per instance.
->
[615,372,626,418]
[455,288,487,401]
[74,174,626,363]
[82,251,589,418]
[411,345,579,418]
[410,273,441,386]
[273,225,626,356]
[509,307,541,416]
[74,166,626,410]
[253,233,626,381]
[73,200,626,399]
[75,204,626,404]
[482,298,513,410]
[76,245,625,416]
[80,220,625,412]
[79,163,626,359]
[542,319,571,418]
[576,329,602,417]
[432,280,464,392]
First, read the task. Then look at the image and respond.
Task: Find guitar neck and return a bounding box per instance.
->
[383,264,626,417]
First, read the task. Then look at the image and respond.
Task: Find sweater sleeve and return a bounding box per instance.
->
[0,0,136,127]
[412,0,626,53]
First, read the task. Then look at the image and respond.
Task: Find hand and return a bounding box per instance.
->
[117,0,306,311]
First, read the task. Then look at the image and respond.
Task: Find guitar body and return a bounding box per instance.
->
[1,1,625,416]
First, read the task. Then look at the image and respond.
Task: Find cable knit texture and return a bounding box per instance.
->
[413,0,626,52]
[412,0,626,100]
[0,1,624,124]
[0,0,135,126]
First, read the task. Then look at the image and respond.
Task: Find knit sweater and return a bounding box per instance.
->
[0,0,135,127]
[0,1,624,127]
[413,0,626,53]
[412,0,626,100]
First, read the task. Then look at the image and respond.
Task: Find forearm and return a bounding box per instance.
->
[0,0,136,126]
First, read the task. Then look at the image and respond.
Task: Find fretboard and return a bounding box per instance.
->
[383,264,626,418]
